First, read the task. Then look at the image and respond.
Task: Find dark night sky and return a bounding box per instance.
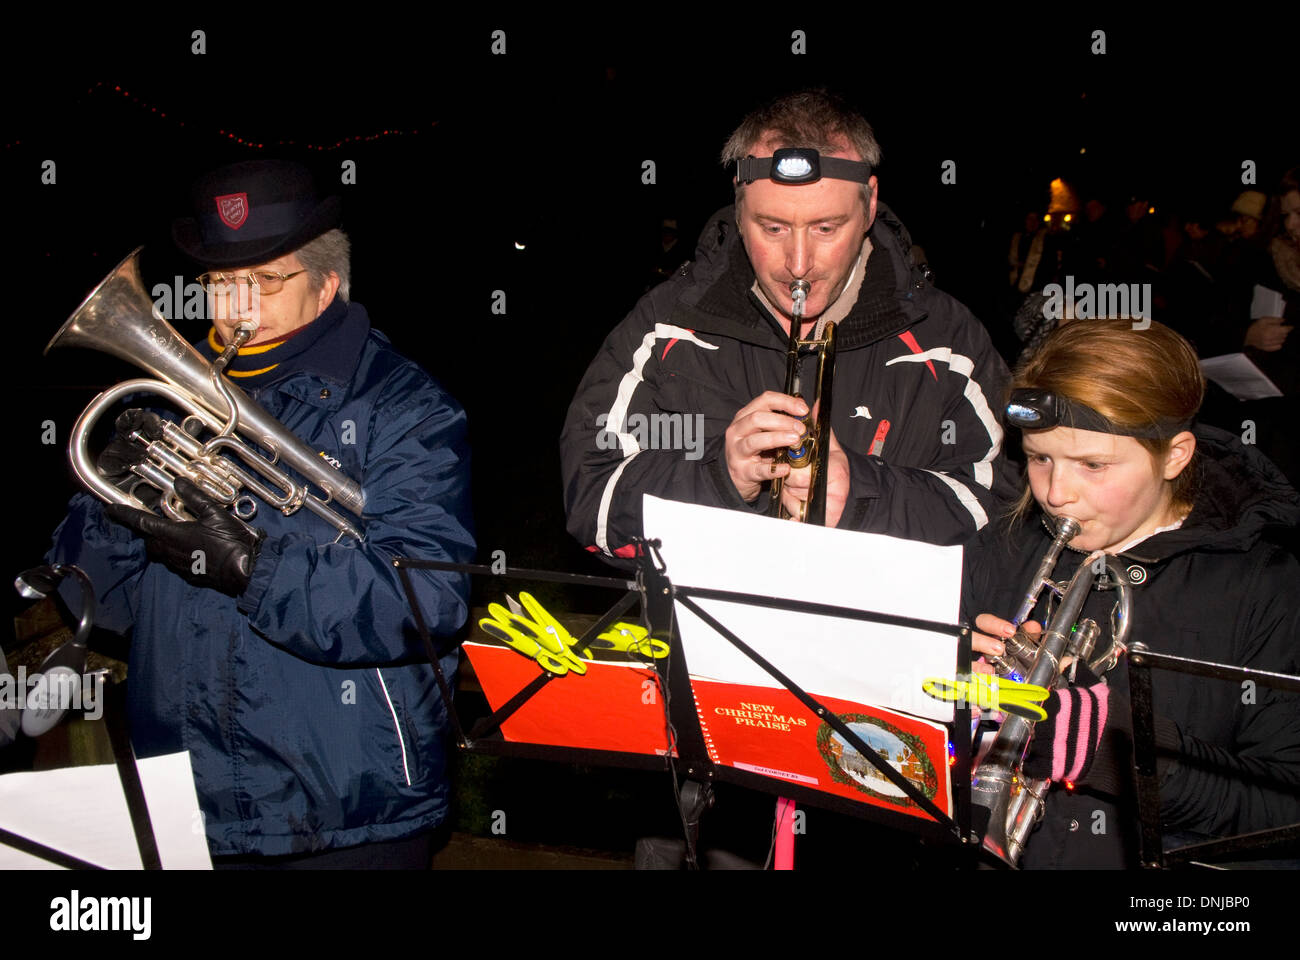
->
[3,13,1294,616]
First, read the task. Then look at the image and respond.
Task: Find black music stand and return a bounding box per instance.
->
[1127,642,1300,869]
[394,540,987,865]
[1,564,162,870]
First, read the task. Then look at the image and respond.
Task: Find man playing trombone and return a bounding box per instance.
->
[45,159,475,868]
[561,89,1018,557]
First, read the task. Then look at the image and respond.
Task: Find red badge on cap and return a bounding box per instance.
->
[214,192,249,230]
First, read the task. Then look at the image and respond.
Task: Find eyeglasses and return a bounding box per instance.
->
[197,269,306,295]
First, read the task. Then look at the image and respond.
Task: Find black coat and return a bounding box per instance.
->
[560,203,1020,563]
[962,425,1300,867]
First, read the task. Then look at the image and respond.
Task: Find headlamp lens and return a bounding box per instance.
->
[1006,403,1045,426]
[1006,390,1056,429]
[770,148,820,184]
[776,156,813,179]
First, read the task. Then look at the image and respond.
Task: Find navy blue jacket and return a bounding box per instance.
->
[48,301,475,857]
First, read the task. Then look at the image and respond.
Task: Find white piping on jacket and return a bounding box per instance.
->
[374,669,412,786]
[885,345,1002,530]
[595,323,718,554]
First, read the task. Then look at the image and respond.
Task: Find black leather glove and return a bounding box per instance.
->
[97,409,167,508]
[106,476,264,597]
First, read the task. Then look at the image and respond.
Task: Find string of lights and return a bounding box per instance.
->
[4,81,436,151]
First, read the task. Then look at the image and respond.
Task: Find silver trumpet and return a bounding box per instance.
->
[769,279,837,524]
[48,248,366,541]
[972,516,1131,866]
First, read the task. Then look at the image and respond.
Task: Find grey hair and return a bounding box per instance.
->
[294,228,351,302]
[721,89,882,213]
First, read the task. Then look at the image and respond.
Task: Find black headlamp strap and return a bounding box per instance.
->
[1006,389,1192,439]
[735,156,769,184]
[819,157,874,182]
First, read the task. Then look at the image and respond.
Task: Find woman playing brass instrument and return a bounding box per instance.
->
[963,319,1300,868]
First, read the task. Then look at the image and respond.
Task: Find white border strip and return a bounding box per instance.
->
[374,669,412,786]
[595,324,717,554]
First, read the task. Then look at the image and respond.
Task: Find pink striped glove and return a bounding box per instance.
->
[1022,669,1110,784]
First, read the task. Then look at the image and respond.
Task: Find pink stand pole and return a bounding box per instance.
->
[774,797,796,870]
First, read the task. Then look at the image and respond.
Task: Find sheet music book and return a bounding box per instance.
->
[642,495,962,722]
[692,680,952,820]
[643,495,960,817]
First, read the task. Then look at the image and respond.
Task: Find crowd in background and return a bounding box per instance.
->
[1002,166,1299,489]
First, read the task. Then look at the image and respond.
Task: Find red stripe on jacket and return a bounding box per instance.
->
[897,330,938,381]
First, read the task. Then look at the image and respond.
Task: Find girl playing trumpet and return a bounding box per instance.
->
[964,319,1299,868]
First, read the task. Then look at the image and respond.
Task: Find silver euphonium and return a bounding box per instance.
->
[48,248,366,541]
[972,516,1131,866]
[769,279,837,524]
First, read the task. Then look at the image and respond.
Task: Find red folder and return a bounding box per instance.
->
[462,642,674,757]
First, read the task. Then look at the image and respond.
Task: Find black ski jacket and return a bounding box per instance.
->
[561,204,1019,563]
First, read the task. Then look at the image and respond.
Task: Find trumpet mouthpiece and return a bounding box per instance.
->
[1054,516,1082,540]
[789,280,810,319]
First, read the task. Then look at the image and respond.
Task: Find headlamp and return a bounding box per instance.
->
[736,148,873,186]
[1005,389,1191,439]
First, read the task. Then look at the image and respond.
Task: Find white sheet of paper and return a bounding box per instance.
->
[643,495,963,722]
[0,752,213,869]
[1250,284,1285,320]
[1200,353,1283,400]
